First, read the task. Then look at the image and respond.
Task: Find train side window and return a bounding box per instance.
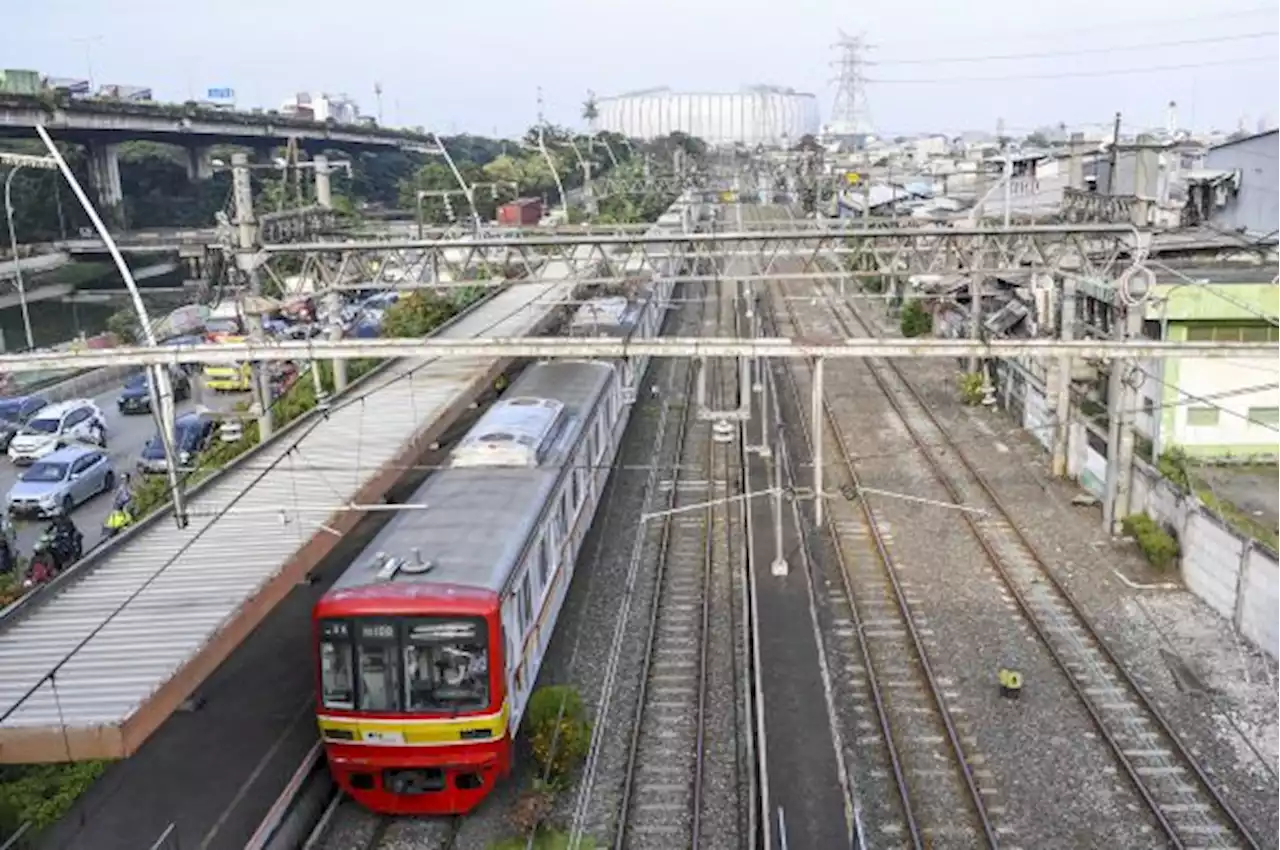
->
[567,465,579,511]
[555,497,568,544]
[519,572,533,632]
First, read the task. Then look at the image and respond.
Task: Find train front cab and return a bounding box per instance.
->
[314,592,509,815]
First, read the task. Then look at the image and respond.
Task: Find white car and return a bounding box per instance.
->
[6,399,107,466]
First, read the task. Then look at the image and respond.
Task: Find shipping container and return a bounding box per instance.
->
[0,69,42,96]
[497,198,543,227]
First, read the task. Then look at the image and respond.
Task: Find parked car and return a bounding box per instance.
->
[0,395,49,452]
[137,412,217,474]
[6,446,116,518]
[116,369,191,415]
[7,400,107,465]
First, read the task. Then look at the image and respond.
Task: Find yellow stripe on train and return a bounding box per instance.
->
[318,702,509,747]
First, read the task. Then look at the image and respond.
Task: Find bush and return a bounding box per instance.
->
[1121,513,1180,570]
[899,300,932,338]
[958,372,985,405]
[1157,447,1192,491]
[105,309,138,345]
[526,686,591,787]
[382,291,459,339]
[0,761,108,834]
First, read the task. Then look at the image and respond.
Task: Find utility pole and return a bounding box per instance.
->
[998,117,1013,228]
[1051,274,1077,478]
[967,246,983,374]
[536,88,567,217]
[374,82,384,126]
[230,152,274,441]
[1105,112,1122,194]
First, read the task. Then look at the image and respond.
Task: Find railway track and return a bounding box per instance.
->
[613,280,732,850]
[784,268,1261,850]
[766,291,1002,849]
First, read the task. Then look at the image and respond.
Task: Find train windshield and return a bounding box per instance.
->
[403,618,489,713]
[318,617,489,714]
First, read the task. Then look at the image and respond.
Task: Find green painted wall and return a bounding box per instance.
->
[1145,282,1280,322]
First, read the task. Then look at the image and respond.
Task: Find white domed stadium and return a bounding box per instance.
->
[591,86,820,148]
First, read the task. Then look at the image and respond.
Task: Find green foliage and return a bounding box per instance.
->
[381,292,460,339]
[526,686,592,787]
[958,372,985,406]
[105,309,138,344]
[0,761,108,834]
[1121,514,1180,570]
[899,300,932,338]
[488,831,596,850]
[1157,447,1192,491]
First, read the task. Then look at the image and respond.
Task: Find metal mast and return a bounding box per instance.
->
[828,31,873,138]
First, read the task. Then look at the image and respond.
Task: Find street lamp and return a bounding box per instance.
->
[33,126,188,528]
[1,152,59,351]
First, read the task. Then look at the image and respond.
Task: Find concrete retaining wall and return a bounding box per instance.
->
[37,365,139,404]
[993,359,1280,659]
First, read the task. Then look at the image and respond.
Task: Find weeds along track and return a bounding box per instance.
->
[766,292,1002,849]
[795,274,1260,850]
[613,281,735,850]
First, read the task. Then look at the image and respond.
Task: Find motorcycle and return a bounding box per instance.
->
[25,520,84,590]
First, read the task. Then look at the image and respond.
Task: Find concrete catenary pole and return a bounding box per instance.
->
[1051,274,1077,478]
[313,154,332,209]
[231,152,274,441]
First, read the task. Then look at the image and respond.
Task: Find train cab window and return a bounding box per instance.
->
[402,618,490,713]
[356,621,400,712]
[319,620,355,710]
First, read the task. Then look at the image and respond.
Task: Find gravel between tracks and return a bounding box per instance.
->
[886,321,1280,847]
[780,281,1170,849]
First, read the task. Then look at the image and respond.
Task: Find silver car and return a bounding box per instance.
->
[6,445,116,519]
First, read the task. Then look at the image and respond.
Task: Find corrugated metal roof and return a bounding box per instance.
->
[0,278,577,733]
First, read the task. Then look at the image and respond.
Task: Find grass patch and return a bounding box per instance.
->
[1195,486,1279,551]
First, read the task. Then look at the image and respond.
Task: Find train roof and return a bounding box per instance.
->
[325,359,614,600]
[568,295,647,338]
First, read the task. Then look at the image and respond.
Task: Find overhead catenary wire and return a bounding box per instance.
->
[868,54,1276,84]
[873,31,1279,65]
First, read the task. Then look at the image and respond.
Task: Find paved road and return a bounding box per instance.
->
[1,379,249,558]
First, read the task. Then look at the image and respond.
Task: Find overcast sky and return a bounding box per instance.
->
[4,0,1276,138]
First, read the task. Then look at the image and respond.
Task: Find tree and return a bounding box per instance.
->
[582,92,599,125]
[381,292,458,338]
[899,300,933,338]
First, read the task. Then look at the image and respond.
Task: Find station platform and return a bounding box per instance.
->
[0,276,578,763]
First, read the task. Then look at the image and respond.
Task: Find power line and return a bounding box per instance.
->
[873,31,1277,65]
[873,4,1277,48]
[868,55,1276,84]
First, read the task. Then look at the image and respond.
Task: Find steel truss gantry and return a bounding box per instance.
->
[244,223,1142,293]
[1,337,1270,374]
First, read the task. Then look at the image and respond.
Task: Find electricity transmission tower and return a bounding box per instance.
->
[828,31,873,138]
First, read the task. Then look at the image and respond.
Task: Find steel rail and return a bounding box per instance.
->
[614,284,714,850]
[823,281,1263,850]
[770,288,1000,849]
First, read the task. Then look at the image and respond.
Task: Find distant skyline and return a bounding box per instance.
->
[3,0,1276,139]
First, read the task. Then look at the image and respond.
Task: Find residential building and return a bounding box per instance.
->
[1201,129,1278,240]
[280,92,361,125]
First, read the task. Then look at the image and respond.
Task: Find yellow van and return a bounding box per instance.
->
[203,336,253,392]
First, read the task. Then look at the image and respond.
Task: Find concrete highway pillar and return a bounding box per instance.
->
[313,154,332,208]
[86,141,124,227]
[187,145,215,181]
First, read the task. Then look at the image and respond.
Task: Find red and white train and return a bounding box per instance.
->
[311,200,695,814]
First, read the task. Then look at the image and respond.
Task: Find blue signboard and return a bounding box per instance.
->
[207,87,235,101]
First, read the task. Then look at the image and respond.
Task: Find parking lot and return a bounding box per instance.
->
[2,375,250,559]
